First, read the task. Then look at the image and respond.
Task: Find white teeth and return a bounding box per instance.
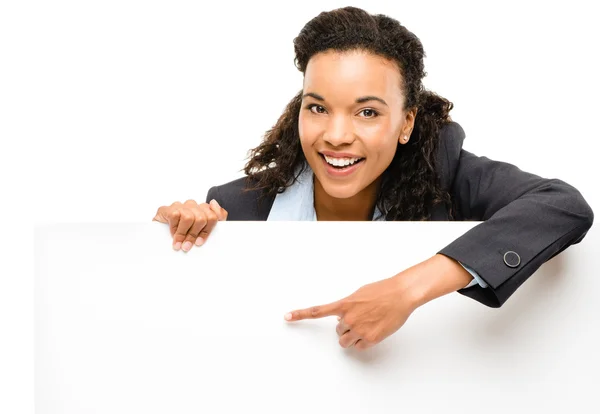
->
[323,155,362,167]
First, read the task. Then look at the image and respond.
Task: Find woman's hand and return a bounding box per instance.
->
[152,199,228,252]
[284,254,473,350]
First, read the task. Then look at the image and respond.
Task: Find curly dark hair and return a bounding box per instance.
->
[243,6,454,220]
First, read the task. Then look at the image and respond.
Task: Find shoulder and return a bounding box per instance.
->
[206,175,253,201]
[205,174,274,221]
[436,121,466,190]
[438,121,466,151]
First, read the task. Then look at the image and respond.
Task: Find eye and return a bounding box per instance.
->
[307,104,327,114]
[359,108,379,118]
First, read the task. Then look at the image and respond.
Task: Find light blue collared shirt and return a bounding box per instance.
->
[266,164,488,289]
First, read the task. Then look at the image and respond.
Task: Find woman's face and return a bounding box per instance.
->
[299,50,415,200]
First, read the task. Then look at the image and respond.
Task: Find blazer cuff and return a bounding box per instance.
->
[459,261,489,289]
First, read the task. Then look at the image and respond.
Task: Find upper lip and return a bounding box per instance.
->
[319,151,364,159]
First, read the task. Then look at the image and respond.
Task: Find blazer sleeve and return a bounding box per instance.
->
[437,149,594,308]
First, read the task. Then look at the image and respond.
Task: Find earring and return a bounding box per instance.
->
[404,135,409,142]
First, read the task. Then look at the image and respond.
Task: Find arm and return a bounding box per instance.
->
[438,149,594,307]
[284,138,593,350]
[284,254,487,351]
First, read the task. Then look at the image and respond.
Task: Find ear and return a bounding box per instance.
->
[398,107,417,145]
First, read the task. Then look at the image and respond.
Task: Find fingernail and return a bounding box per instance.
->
[284,313,293,321]
[182,241,192,252]
[173,242,182,251]
[211,199,221,208]
[195,237,204,246]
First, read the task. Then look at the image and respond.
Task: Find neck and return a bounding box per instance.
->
[314,177,381,221]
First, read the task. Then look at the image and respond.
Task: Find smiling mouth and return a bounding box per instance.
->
[319,153,365,170]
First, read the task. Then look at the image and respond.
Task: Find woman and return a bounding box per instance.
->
[153,7,594,351]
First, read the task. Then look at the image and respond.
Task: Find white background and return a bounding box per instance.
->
[2,0,599,412]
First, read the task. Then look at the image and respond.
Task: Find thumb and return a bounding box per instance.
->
[209,199,228,221]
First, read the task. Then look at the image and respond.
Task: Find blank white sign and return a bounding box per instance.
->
[35,222,599,413]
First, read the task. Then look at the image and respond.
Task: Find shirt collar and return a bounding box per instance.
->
[267,164,385,221]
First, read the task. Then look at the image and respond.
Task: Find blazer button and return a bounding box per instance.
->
[503,251,521,268]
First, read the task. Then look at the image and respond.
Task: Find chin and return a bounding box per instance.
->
[319,179,363,200]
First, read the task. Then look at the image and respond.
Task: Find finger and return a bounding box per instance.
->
[181,208,208,252]
[152,206,169,223]
[168,210,180,238]
[209,199,228,221]
[195,203,219,245]
[336,320,351,337]
[154,202,183,226]
[284,301,343,321]
[339,330,361,349]
[161,202,184,237]
[183,199,198,208]
[172,207,195,250]
[354,339,374,351]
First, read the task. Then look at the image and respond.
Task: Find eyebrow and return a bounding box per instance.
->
[302,92,388,107]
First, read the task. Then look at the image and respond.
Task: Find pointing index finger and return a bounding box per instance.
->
[284,301,343,322]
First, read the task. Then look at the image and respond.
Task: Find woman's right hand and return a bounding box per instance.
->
[152,199,228,252]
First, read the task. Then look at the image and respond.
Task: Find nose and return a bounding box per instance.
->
[323,115,354,147]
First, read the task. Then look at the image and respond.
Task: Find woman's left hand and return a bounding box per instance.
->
[284,254,473,351]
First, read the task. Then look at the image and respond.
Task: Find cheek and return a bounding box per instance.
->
[366,140,397,179]
[298,113,320,147]
[360,123,398,161]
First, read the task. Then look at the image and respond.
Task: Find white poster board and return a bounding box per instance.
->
[35,222,599,413]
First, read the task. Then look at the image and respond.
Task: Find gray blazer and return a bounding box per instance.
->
[206,122,594,308]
